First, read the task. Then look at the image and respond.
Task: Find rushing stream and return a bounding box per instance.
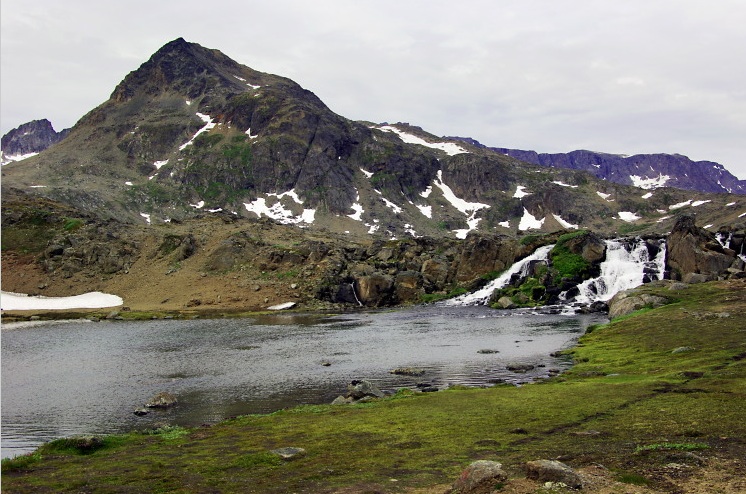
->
[1,306,603,458]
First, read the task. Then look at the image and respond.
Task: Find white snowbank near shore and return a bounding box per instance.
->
[1,291,123,311]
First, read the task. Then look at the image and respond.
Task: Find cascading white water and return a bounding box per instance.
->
[445,244,554,306]
[574,238,666,304]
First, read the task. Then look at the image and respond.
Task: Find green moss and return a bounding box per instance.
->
[550,232,592,281]
[63,217,84,232]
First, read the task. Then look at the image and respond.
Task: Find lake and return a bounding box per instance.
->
[1,305,604,458]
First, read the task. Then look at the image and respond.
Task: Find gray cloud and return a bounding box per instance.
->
[2,0,745,178]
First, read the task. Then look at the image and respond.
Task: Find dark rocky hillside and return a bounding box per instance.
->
[2,38,745,240]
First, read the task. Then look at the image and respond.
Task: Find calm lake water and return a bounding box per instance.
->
[1,305,604,458]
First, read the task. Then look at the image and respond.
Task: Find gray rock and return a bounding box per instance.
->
[331,395,352,405]
[145,391,178,408]
[496,296,516,309]
[672,346,696,354]
[390,367,425,376]
[682,272,711,284]
[525,459,582,489]
[270,447,306,460]
[449,460,507,494]
[347,380,384,400]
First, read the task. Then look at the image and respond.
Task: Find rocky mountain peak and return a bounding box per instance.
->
[110,38,252,103]
[0,119,69,164]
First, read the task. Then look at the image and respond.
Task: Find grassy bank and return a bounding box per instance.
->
[3,280,745,493]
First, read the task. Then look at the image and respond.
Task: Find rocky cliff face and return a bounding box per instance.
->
[450,140,746,195]
[1,119,69,164]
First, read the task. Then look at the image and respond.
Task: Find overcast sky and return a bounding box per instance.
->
[2,1,745,178]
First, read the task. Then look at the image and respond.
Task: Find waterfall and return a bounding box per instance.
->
[574,238,666,305]
[445,244,554,306]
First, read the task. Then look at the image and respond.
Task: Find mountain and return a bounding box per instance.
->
[452,139,746,195]
[2,38,744,240]
[0,119,70,165]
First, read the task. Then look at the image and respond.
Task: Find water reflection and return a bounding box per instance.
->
[1,305,604,458]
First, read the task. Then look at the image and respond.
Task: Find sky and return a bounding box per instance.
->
[2,1,745,179]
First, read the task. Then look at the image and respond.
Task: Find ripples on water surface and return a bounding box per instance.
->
[1,306,604,457]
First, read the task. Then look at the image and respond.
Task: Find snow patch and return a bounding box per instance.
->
[617,211,641,222]
[518,208,545,231]
[726,202,736,206]
[29,185,47,188]
[125,181,133,186]
[432,170,489,237]
[245,128,259,139]
[552,181,578,188]
[498,220,510,228]
[596,191,613,201]
[703,224,713,229]
[154,160,169,169]
[513,185,531,198]
[630,173,670,189]
[378,194,402,214]
[691,200,711,207]
[1,291,123,311]
[179,113,216,151]
[190,200,205,209]
[1,152,39,165]
[669,200,692,210]
[377,125,467,156]
[553,214,579,229]
[243,189,316,225]
[360,168,373,178]
[416,204,432,218]
[420,186,432,198]
[641,192,653,199]
[657,215,672,223]
[140,213,151,224]
[348,191,364,221]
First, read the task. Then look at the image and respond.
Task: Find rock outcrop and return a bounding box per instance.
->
[666,215,737,281]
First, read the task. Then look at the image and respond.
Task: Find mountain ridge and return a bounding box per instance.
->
[450,137,746,195]
[2,38,745,240]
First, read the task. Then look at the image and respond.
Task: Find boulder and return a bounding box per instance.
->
[354,274,395,306]
[455,233,519,283]
[562,230,606,264]
[524,459,582,489]
[449,460,508,494]
[608,290,668,319]
[145,391,178,409]
[495,296,516,309]
[421,258,450,287]
[346,380,384,400]
[394,271,423,303]
[666,215,736,280]
[270,447,306,460]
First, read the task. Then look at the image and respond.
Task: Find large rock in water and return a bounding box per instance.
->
[666,215,736,281]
